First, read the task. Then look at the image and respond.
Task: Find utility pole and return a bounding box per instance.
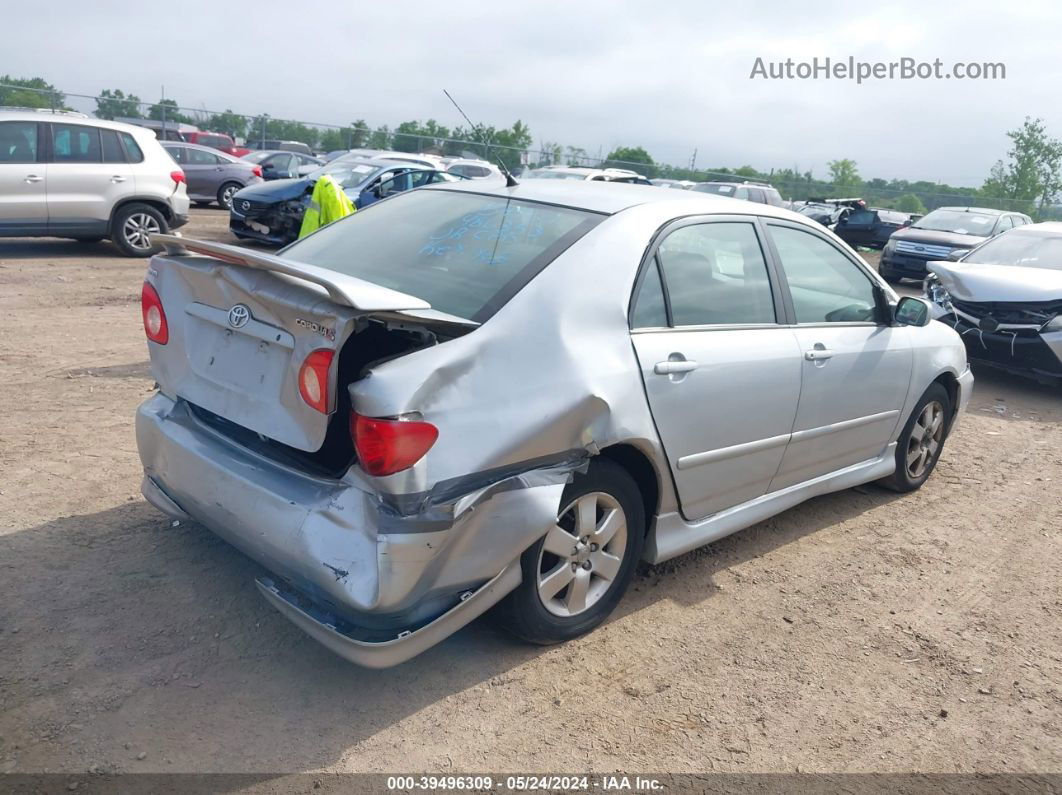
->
[160,85,166,134]
[689,148,697,173]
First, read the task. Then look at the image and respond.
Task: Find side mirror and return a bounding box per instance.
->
[946,248,966,262]
[895,296,930,327]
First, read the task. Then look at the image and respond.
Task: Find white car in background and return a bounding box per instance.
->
[443,158,501,179]
[525,165,652,184]
[0,108,189,256]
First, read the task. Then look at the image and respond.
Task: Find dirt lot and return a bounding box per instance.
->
[1,210,1061,776]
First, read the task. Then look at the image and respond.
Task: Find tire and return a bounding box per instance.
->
[110,203,168,257]
[217,182,242,210]
[879,382,952,493]
[878,264,902,284]
[494,458,646,645]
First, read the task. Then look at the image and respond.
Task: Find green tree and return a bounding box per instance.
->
[206,109,247,139]
[828,158,861,189]
[368,125,391,149]
[148,98,194,125]
[603,146,654,174]
[0,75,64,109]
[980,117,1062,215]
[894,193,928,214]
[565,146,589,166]
[94,88,142,119]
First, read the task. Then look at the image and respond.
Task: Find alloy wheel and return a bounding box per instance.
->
[536,492,628,618]
[220,185,238,209]
[123,213,161,251]
[906,400,945,478]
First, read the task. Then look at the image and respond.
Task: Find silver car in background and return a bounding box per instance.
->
[136,181,972,667]
[162,142,263,210]
[926,222,1062,384]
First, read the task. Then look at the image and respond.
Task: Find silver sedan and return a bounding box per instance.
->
[136,180,973,667]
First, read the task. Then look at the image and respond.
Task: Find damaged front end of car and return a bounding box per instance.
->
[925,264,1062,384]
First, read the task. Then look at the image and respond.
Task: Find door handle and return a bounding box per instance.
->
[804,348,834,361]
[24,174,43,183]
[654,360,699,375]
[110,176,127,183]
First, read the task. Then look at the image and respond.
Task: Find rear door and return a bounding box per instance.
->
[46,122,133,235]
[764,221,913,489]
[182,147,225,199]
[0,120,47,234]
[630,217,803,520]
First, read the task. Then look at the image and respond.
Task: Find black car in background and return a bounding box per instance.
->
[879,206,1033,282]
[229,157,461,246]
[834,207,912,249]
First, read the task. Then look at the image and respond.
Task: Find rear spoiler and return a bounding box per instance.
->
[152,234,431,313]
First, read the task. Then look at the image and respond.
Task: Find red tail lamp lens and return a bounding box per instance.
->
[141,282,168,344]
[298,349,334,413]
[350,412,439,476]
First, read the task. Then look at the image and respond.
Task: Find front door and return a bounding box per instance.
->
[630,218,803,520]
[0,120,47,234]
[764,221,913,489]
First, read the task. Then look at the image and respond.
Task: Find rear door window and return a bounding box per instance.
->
[0,121,39,163]
[655,222,777,326]
[282,191,602,322]
[51,124,102,163]
[187,148,222,165]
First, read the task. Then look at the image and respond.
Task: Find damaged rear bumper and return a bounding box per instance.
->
[136,393,569,666]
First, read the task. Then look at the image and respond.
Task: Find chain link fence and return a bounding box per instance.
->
[0,82,1048,216]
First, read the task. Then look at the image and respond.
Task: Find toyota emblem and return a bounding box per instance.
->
[240,200,251,211]
[227,304,251,329]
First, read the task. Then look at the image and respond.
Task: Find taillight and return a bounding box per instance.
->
[251,165,263,178]
[350,412,439,477]
[298,349,334,413]
[170,170,186,186]
[141,282,168,344]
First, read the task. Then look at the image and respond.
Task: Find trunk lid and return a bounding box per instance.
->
[144,235,437,453]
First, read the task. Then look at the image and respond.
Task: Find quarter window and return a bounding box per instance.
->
[656,222,776,326]
[0,121,38,163]
[120,133,144,163]
[769,225,879,324]
[51,124,102,163]
[631,259,668,328]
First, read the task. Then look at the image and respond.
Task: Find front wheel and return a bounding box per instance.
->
[217,182,242,210]
[880,382,952,492]
[494,459,645,645]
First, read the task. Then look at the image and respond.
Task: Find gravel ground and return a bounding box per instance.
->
[1,210,1061,776]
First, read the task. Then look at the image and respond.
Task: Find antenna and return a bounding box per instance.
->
[443,90,518,187]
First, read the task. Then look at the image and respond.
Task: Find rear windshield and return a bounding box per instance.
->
[914,209,996,235]
[963,230,1062,270]
[281,190,602,322]
[691,183,736,195]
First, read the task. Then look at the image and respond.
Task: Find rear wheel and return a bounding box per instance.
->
[110,203,167,257]
[495,459,645,645]
[880,383,951,492]
[217,182,242,210]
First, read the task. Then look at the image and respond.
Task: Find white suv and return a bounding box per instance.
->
[0,109,190,256]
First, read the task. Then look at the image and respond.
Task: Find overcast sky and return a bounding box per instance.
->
[7,0,1061,186]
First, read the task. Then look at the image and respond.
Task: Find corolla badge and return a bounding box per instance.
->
[227,304,251,329]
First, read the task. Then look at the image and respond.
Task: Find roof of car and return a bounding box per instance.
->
[935,206,1008,215]
[423,177,800,216]
[0,110,150,135]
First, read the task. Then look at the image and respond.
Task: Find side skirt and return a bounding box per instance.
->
[645,443,897,564]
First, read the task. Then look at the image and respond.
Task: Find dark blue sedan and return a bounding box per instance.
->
[229,157,463,246]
